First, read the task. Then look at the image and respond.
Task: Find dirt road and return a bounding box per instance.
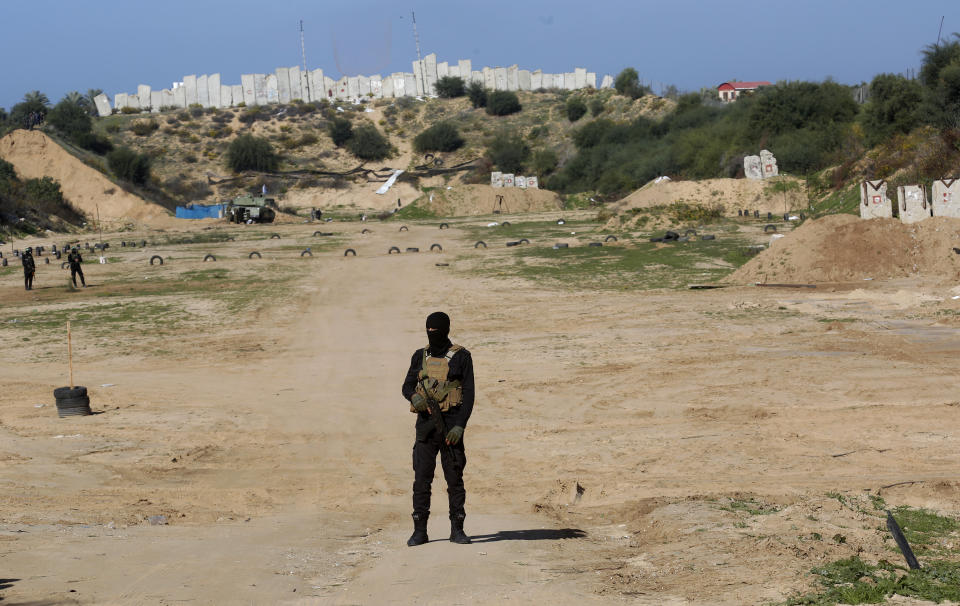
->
[3,220,960,604]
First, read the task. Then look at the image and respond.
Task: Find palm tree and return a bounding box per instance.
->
[63,91,86,108]
[23,90,50,107]
[85,88,104,115]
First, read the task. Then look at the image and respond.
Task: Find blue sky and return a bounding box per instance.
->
[1,0,956,110]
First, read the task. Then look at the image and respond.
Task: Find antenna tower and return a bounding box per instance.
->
[300,20,310,100]
[412,11,425,95]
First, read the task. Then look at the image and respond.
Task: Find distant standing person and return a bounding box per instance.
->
[21,247,35,291]
[68,247,86,288]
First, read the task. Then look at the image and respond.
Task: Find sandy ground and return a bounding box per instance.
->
[612,176,808,217]
[2,216,960,604]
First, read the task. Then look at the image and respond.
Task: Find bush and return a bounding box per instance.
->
[413,122,464,153]
[861,74,922,146]
[467,82,488,108]
[531,149,559,176]
[566,97,588,122]
[130,120,159,136]
[485,132,529,173]
[120,106,140,114]
[73,132,114,155]
[486,91,521,116]
[347,124,391,160]
[589,98,605,116]
[47,99,92,138]
[226,134,279,172]
[328,117,353,147]
[435,76,466,98]
[24,176,64,204]
[614,68,651,99]
[107,147,151,184]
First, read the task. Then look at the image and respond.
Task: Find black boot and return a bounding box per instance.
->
[449,515,471,544]
[407,513,429,547]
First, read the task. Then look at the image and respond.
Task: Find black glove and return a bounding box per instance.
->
[410,393,428,413]
[445,426,464,445]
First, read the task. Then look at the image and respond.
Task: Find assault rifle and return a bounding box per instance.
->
[418,375,454,454]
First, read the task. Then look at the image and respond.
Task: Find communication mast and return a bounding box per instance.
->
[300,20,310,100]
[412,11,425,95]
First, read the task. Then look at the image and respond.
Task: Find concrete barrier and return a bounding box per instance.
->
[289,66,302,101]
[138,84,151,109]
[932,179,960,218]
[760,149,779,178]
[744,155,762,180]
[860,180,893,219]
[208,73,221,108]
[898,185,930,224]
[94,93,111,117]
[276,67,291,104]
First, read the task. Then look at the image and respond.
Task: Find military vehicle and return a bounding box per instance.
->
[227,194,277,224]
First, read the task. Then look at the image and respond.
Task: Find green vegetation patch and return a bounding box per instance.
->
[784,557,960,605]
[719,496,782,516]
[890,506,960,556]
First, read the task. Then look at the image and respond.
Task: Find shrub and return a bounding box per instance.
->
[107,147,151,184]
[47,99,92,138]
[531,149,558,176]
[413,122,464,153]
[73,132,114,155]
[347,124,391,160]
[566,97,588,122]
[614,68,651,99]
[328,117,353,146]
[861,73,923,146]
[485,132,529,173]
[589,98,605,116]
[104,122,120,133]
[486,91,521,116]
[298,132,319,147]
[120,106,141,114]
[23,176,64,204]
[435,76,466,98]
[226,134,279,172]
[467,82,488,108]
[130,119,159,136]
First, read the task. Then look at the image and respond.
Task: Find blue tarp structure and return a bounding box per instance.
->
[175,204,225,219]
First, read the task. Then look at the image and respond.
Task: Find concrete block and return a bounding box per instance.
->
[859,180,893,219]
[358,75,371,98]
[370,75,383,99]
[336,77,349,99]
[507,65,519,91]
[458,59,472,81]
[502,173,515,187]
[162,89,175,109]
[932,179,960,218]
[308,69,324,102]
[382,74,395,98]
[515,176,527,188]
[241,74,256,105]
[265,74,278,103]
[897,185,930,224]
[413,61,425,96]
[183,75,198,105]
[150,90,162,112]
[526,176,539,189]
[760,149,779,178]
[600,74,614,89]
[564,72,576,90]
[220,85,232,108]
[126,95,140,110]
[254,74,268,105]
[289,66,302,101]
[472,70,483,85]
[197,74,209,107]
[173,86,186,108]
[300,70,310,101]
[542,73,555,89]
[448,65,460,79]
[531,70,543,90]
[208,73,221,108]
[586,72,597,89]
[483,67,495,90]
[348,76,360,99]
[138,84,151,109]
[424,53,438,95]
[276,67,291,104]
[575,67,587,89]
[231,84,243,106]
[555,73,565,89]
[437,61,449,78]
[494,67,507,90]
[744,155,762,180]
[518,70,531,91]
[491,171,503,187]
[113,93,126,110]
[93,93,111,117]
[324,76,336,98]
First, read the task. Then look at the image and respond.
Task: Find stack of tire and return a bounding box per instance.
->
[53,386,92,418]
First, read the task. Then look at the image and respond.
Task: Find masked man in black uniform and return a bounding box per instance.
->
[401,311,475,546]
[21,247,35,291]
[67,247,86,288]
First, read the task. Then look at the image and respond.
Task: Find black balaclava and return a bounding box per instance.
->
[426,311,451,355]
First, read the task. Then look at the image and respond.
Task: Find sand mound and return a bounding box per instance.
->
[613,177,806,216]
[0,130,170,225]
[419,184,563,216]
[728,214,960,284]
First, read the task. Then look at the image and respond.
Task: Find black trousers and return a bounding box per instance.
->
[412,427,466,519]
[24,271,33,290]
[70,266,85,287]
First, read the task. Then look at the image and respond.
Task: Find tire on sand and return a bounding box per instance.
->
[149,255,164,265]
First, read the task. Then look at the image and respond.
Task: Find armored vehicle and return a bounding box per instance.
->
[227,194,277,224]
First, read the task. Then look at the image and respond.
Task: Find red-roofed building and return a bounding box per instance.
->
[717,81,771,102]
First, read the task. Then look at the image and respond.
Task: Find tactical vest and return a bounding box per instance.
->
[412,344,463,413]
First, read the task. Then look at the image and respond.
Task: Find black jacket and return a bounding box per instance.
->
[21,253,35,273]
[68,251,83,268]
[402,343,475,440]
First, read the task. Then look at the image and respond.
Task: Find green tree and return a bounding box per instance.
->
[485,91,521,116]
[23,91,50,107]
[467,82,487,108]
[413,122,464,153]
[63,91,87,109]
[328,117,353,147]
[614,68,651,99]
[919,34,960,128]
[47,98,92,138]
[347,124,391,160]
[108,147,151,184]
[226,134,279,172]
[588,98,605,117]
[9,91,50,128]
[24,176,64,204]
[861,74,922,146]
[530,149,559,176]
[435,76,465,98]
[566,96,587,122]
[85,89,104,116]
[485,132,529,173]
